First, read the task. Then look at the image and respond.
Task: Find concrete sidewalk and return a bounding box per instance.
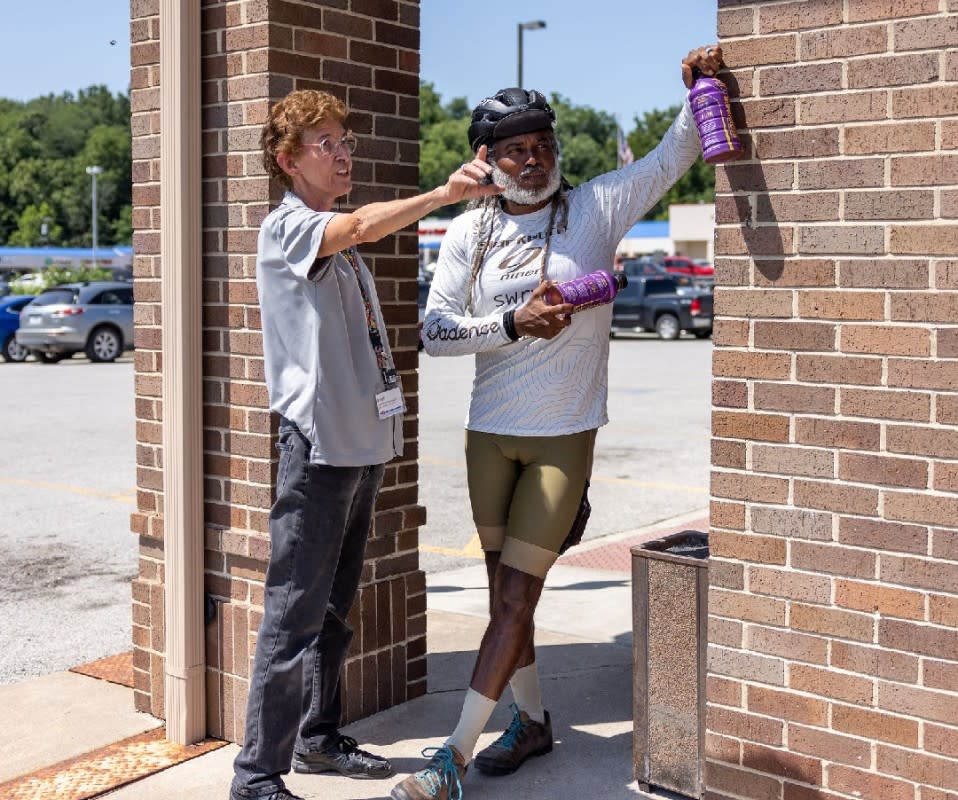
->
[0,511,707,800]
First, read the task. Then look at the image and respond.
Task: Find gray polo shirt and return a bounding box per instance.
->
[256,191,403,466]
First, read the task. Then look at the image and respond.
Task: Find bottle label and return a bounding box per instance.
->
[557,271,616,311]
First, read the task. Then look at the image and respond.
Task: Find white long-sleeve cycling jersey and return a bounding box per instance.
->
[422,100,701,436]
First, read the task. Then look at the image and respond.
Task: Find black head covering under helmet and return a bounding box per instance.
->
[467,88,556,152]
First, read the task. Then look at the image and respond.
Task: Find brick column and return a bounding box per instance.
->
[130,0,425,742]
[709,2,958,798]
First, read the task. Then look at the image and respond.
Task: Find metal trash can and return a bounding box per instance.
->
[631,530,709,799]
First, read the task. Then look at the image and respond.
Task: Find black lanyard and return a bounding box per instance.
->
[341,248,397,388]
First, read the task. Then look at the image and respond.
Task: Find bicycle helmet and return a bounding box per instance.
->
[467,88,556,152]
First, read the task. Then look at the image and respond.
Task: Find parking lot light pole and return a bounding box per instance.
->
[517,20,546,88]
[86,165,103,269]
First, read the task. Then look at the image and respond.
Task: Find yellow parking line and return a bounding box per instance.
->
[420,532,485,560]
[0,477,135,504]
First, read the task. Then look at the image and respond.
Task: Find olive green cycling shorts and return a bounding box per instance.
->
[465,428,596,578]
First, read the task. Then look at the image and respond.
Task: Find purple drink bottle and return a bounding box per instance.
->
[545,270,628,312]
[689,76,743,164]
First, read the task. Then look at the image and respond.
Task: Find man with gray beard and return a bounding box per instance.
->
[392,45,725,800]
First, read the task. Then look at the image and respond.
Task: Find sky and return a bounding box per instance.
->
[0,0,717,126]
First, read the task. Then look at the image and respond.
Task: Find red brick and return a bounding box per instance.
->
[789,602,875,642]
[926,724,958,759]
[881,553,958,593]
[713,440,747,469]
[839,453,929,489]
[714,411,791,443]
[887,424,958,459]
[893,226,958,257]
[714,350,792,380]
[826,764,915,800]
[877,745,958,791]
[743,742,822,784]
[710,588,787,626]
[706,760,783,800]
[710,616,745,648]
[795,417,880,450]
[749,566,832,603]
[788,724,871,769]
[754,258,836,287]
[755,193,839,223]
[878,683,958,728]
[716,225,795,257]
[791,664,874,705]
[714,379,749,408]
[755,128,839,160]
[735,97,797,129]
[836,579,925,620]
[754,321,835,351]
[893,85,958,120]
[831,641,920,683]
[847,0,938,23]
[841,325,930,357]
[895,15,958,50]
[746,625,829,665]
[798,158,885,189]
[801,24,888,60]
[925,657,958,691]
[791,541,877,579]
[891,155,958,187]
[799,227,886,257]
[840,387,931,422]
[799,91,888,125]
[723,34,796,68]
[797,354,883,386]
[712,500,746,531]
[758,0,843,34]
[845,190,935,220]
[847,122,936,155]
[880,619,958,661]
[832,704,920,748]
[718,7,755,37]
[717,162,795,193]
[711,531,787,565]
[752,444,834,479]
[849,53,940,89]
[931,527,958,560]
[707,705,785,747]
[713,471,790,504]
[888,358,958,392]
[754,384,835,416]
[840,259,929,289]
[751,506,833,541]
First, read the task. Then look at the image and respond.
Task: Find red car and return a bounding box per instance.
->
[662,256,714,278]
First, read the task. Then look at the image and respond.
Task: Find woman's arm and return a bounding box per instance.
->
[317,146,500,258]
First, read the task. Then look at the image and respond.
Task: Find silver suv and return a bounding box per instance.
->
[16,281,134,363]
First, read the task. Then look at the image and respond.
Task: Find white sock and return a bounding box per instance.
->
[509,663,545,723]
[445,688,498,763]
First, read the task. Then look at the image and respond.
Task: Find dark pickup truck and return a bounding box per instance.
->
[610,275,714,339]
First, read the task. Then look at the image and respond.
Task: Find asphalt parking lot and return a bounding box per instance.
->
[0,335,710,683]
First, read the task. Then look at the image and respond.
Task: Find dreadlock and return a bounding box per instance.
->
[463,178,572,314]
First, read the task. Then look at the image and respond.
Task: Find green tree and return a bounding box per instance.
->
[8,202,62,246]
[626,105,714,220]
[0,86,132,246]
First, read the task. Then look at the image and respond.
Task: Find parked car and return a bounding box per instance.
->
[15,281,134,363]
[618,257,696,292]
[610,275,713,339]
[0,295,34,362]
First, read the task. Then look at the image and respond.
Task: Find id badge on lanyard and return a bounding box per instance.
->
[342,248,406,420]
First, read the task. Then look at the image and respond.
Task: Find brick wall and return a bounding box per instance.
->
[130,0,426,742]
[710,1,958,798]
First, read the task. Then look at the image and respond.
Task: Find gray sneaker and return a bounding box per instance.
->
[292,733,393,779]
[474,704,553,776]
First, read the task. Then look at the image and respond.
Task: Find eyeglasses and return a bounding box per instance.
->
[300,133,358,157]
[490,139,556,162]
